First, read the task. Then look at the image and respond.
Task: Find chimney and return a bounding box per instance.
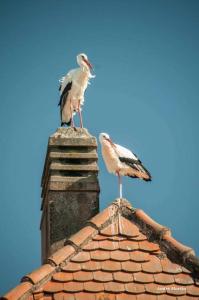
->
[40,127,100,263]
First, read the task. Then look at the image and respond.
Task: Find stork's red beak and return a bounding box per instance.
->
[83,57,93,70]
[106,138,115,147]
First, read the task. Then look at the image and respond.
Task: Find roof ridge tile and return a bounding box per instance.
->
[134,209,171,238]
[163,235,195,257]
[48,245,76,266]
[65,225,97,248]
[1,282,33,300]
[89,204,118,230]
[21,264,55,286]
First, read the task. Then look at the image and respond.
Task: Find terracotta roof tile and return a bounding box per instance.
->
[186,285,199,296]
[32,291,43,299]
[92,235,107,241]
[100,222,119,236]
[129,250,150,262]
[73,270,93,282]
[116,293,137,300]
[99,240,119,251]
[101,260,121,272]
[54,292,75,300]
[22,264,55,285]
[135,209,170,236]
[110,250,130,261]
[154,273,175,284]
[96,293,116,300]
[174,273,194,285]
[75,292,96,300]
[90,250,110,260]
[138,240,160,252]
[64,282,84,292]
[157,296,177,300]
[53,272,73,282]
[119,240,139,251]
[62,262,81,272]
[161,259,182,274]
[68,225,96,247]
[125,282,145,294]
[90,205,117,229]
[71,251,90,262]
[42,296,52,300]
[181,266,191,274]
[83,240,99,250]
[130,233,147,241]
[93,271,113,282]
[33,292,44,300]
[108,235,126,241]
[113,271,133,283]
[163,235,195,256]
[145,283,165,294]
[104,281,125,293]
[136,295,158,300]
[165,285,187,296]
[133,272,155,283]
[48,245,75,266]
[81,260,101,271]
[142,256,162,273]
[83,281,104,292]
[43,281,64,293]
[119,217,140,237]
[2,282,32,300]
[121,261,141,272]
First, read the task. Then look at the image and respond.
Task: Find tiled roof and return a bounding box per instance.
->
[2,199,199,300]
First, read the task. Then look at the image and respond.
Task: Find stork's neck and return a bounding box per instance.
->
[79,64,90,73]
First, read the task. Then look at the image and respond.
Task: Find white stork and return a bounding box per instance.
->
[58,53,94,127]
[99,133,151,198]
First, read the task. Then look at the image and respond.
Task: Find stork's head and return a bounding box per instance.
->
[77,53,93,71]
[99,133,112,144]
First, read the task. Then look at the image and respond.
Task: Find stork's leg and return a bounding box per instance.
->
[70,100,75,128]
[116,171,122,200]
[78,100,83,128]
[116,171,123,234]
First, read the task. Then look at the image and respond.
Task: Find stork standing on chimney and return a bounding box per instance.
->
[99,133,152,199]
[58,53,94,127]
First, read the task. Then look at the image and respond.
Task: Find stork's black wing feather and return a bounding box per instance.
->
[58,81,72,106]
[119,157,152,181]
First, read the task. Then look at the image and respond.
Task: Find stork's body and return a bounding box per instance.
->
[99,133,151,198]
[58,53,94,127]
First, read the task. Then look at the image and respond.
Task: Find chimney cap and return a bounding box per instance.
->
[49,127,97,147]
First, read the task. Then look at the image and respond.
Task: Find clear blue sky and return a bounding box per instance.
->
[0,0,199,295]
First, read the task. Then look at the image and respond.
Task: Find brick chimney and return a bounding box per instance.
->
[40,127,100,263]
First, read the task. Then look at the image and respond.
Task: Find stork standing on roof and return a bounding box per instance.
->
[99,133,152,199]
[58,53,94,128]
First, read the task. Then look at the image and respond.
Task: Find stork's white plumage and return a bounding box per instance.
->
[99,133,151,198]
[58,53,94,127]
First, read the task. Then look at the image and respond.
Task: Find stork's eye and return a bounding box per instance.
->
[81,55,85,59]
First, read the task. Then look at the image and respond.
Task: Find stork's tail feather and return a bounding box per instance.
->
[127,167,152,182]
[128,173,152,181]
[119,157,152,182]
[61,120,71,127]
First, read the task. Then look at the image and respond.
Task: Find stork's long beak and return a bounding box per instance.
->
[106,137,115,147]
[83,57,93,70]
